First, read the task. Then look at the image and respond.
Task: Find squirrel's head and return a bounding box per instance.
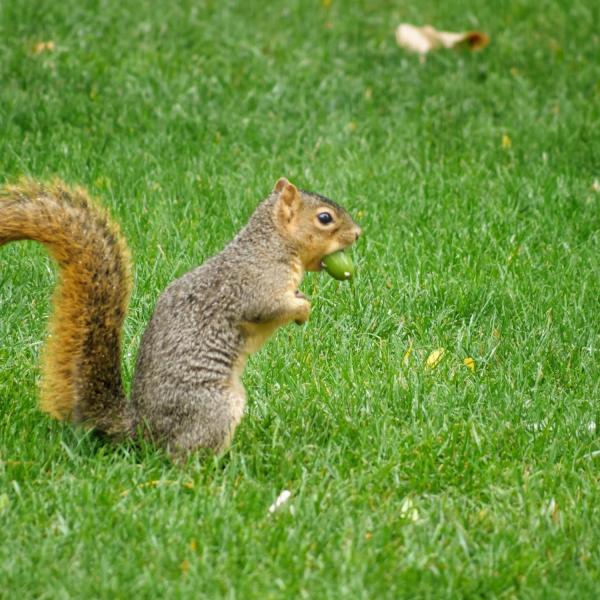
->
[272,177,361,271]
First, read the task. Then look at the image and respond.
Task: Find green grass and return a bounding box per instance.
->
[1,0,599,597]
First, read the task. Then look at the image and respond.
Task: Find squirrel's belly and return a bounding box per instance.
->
[228,376,246,440]
[221,320,283,450]
[239,320,282,355]
[226,352,249,449]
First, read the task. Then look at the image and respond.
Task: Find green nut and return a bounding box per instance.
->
[321,250,355,281]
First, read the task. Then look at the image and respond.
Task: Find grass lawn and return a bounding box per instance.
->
[1,0,599,597]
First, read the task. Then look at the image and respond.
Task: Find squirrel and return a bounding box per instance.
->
[0,177,361,458]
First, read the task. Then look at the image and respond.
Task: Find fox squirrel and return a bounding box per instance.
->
[0,177,361,458]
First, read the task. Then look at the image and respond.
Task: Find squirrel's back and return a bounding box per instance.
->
[0,180,132,436]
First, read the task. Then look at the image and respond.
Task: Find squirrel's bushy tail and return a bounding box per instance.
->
[0,179,132,437]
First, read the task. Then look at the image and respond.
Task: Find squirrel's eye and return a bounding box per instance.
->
[317,212,333,225]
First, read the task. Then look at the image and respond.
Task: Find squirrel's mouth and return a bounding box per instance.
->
[306,257,325,272]
[307,231,360,272]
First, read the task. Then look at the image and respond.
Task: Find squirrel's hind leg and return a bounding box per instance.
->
[162,387,245,460]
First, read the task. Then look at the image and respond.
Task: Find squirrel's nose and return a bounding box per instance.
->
[354,226,362,241]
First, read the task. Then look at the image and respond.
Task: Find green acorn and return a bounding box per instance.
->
[321,250,355,281]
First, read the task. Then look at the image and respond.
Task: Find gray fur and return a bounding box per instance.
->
[132,201,270,453]
[131,189,359,456]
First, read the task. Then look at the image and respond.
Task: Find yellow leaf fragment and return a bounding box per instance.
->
[502,134,512,149]
[464,357,475,371]
[33,41,55,54]
[426,348,445,369]
[402,341,413,366]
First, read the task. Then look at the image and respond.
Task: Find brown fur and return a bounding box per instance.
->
[0,179,132,436]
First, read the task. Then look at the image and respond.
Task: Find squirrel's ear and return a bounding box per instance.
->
[274,178,300,224]
[274,178,290,193]
[274,178,299,206]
